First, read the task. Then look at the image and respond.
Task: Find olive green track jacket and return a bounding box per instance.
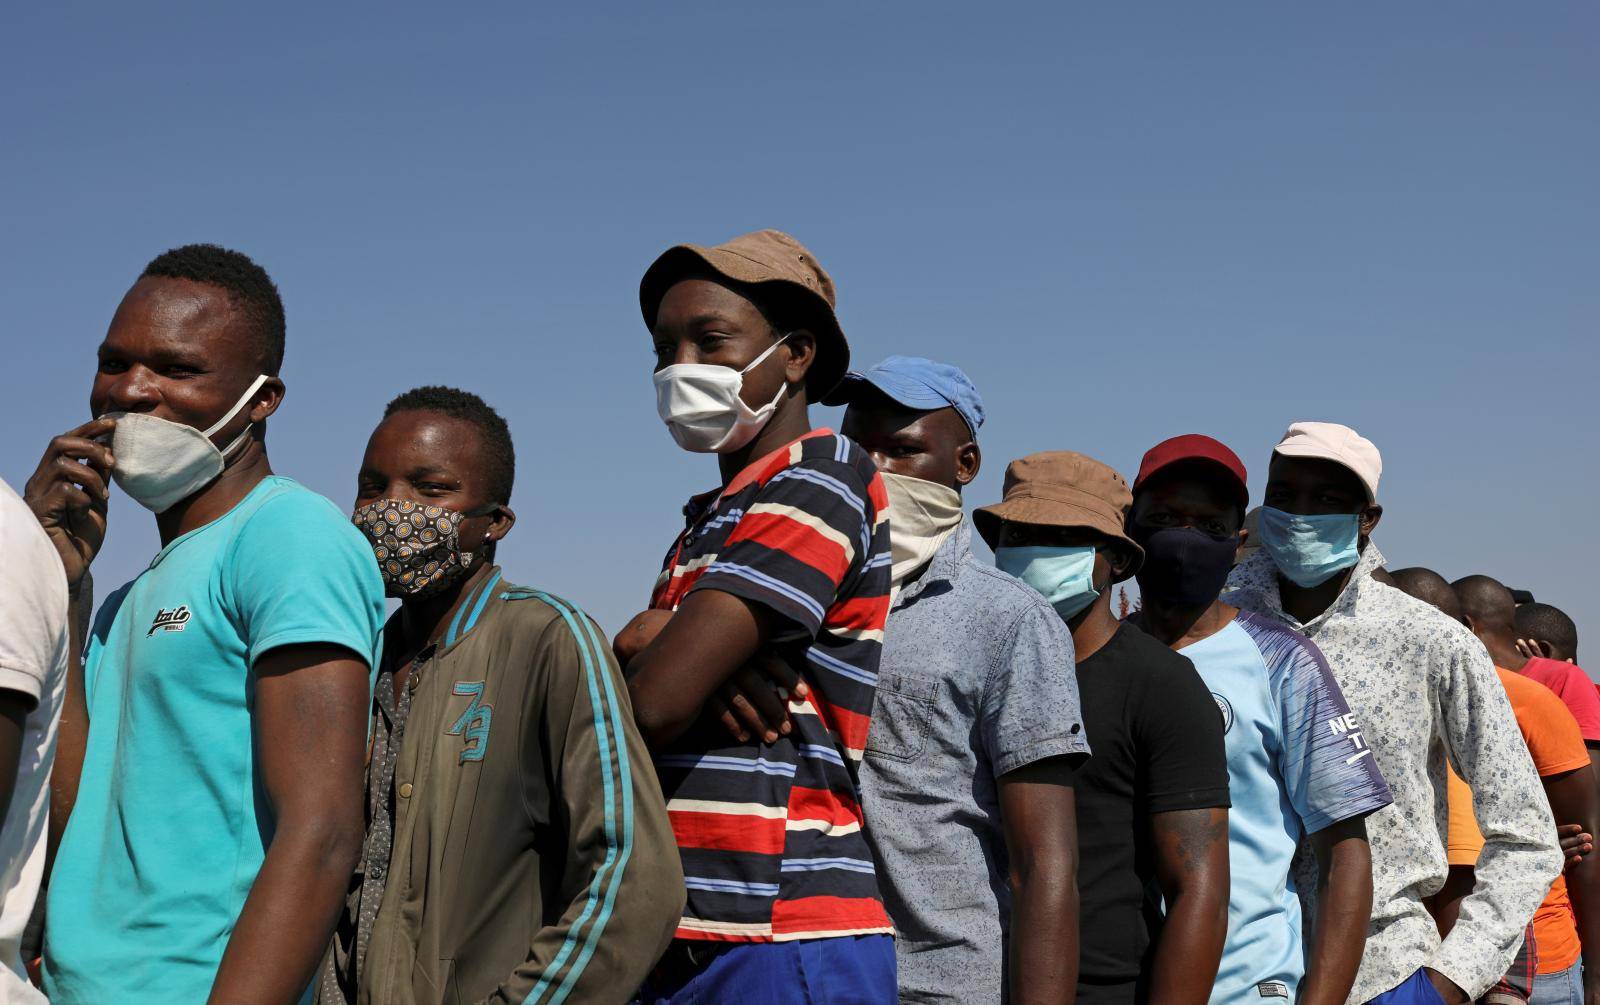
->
[340,571,683,1004]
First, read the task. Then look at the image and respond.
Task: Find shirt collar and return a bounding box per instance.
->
[896,518,972,605]
[682,488,720,523]
[681,428,837,524]
[438,565,505,652]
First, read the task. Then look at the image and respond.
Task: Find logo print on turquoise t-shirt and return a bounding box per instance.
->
[447,680,492,762]
[147,605,192,637]
[1211,692,1234,733]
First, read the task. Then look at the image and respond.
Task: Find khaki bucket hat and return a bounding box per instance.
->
[974,451,1145,580]
[639,229,849,396]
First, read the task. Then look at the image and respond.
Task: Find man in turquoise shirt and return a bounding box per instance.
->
[22,244,385,1004]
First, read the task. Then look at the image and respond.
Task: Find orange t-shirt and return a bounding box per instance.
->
[1447,667,1590,973]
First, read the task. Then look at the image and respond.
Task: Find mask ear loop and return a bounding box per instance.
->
[460,501,506,565]
[206,374,271,458]
[738,332,791,376]
[748,333,796,418]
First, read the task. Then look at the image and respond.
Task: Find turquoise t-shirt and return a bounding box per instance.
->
[43,477,384,1005]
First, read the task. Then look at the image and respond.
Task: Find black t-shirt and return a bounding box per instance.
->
[1073,624,1230,1004]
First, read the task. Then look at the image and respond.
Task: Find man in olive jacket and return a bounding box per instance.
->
[319,386,684,1005]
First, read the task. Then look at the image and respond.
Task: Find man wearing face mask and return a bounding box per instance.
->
[1225,422,1561,1005]
[614,230,895,1003]
[974,452,1231,1005]
[22,244,386,1004]
[1125,435,1392,1005]
[818,357,1088,1004]
[315,386,683,1005]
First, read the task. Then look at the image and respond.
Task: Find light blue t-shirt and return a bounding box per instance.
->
[1180,612,1392,1005]
[43,477,384,1005]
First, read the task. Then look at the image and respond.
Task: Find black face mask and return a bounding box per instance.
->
[1130,525,1238,606]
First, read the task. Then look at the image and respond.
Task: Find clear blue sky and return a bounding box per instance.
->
[4,5,1596,662]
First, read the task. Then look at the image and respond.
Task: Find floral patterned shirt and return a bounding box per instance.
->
[1226,543,1561,1003]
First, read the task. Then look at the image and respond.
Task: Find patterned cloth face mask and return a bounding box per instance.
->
[352,499,494,599]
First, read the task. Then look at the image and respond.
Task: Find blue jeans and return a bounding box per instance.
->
[1529,963,1583,1005]
[637,935,896,1005]
[1365,969,1447,1005]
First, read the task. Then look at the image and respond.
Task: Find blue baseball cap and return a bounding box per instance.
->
[822,355,985,437]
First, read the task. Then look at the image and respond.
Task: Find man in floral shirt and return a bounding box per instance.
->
[1226,422,1560,1005]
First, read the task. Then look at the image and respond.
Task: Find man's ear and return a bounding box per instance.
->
[487,504,517,544]
[470,505,516,555]
[782,330,816,386]
[955,441,981,487]
[1107,546,1135,583]
[248,377,287,424]
[1462,613,1480,635]
[1359,503,1383,538]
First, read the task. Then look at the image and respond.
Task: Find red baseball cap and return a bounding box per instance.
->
[1133,434,1249,510]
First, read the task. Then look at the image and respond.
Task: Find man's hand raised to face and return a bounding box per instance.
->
[24,418,116,588]
[1516,638,1557,661]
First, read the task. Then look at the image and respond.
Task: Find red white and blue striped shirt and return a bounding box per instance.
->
[650,429,893,942]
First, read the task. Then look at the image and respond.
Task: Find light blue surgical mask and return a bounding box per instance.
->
[994,545,1101,619]
[1257,505,1361,588]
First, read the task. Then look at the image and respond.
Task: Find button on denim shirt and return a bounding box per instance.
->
[859,519,1088,1004]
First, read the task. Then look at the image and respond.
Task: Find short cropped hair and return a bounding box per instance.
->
[1452,574,1516,629]
[384,385,515,505]
[1515,602,1579,658]
[1390,567,1461,621]
[143,243,286,374]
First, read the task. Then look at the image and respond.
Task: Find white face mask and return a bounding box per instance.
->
[882,471,964,594]
[653,335,790,453]
[104,374,269,513]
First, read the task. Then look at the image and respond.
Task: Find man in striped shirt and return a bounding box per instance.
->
[616,230,896,1003]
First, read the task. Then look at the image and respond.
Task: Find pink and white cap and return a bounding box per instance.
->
[1273,421,1382,502]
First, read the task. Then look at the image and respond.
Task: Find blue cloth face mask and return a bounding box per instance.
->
[994,545,1101,619]
[1257,506,1361,588]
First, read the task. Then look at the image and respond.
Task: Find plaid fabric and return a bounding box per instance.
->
[1480,922,1537,1004]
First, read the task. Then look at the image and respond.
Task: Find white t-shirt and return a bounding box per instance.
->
[0,478,67,1004]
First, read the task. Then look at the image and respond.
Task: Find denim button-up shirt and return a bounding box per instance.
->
[859,519,1088,1003]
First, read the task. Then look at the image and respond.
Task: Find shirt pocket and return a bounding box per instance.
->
[865,673,938,762]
